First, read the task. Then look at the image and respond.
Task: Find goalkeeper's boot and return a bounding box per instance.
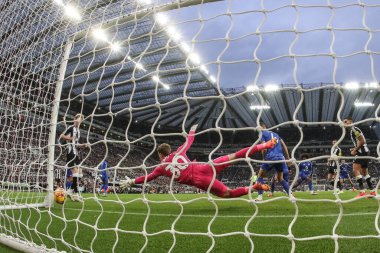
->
[253,182,270,191]
[263,137,278,149]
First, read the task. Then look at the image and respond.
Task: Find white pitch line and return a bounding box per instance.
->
[61,208,378,218]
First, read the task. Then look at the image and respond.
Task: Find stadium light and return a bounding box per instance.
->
[155,13,169,25]
[200,65,209,74]
[152,75,160,82]
[264,84,279,92]
[93,28,108,42]
[137,0,152,4]
[368,82,379,89]
[162,84,170,90]
[53,0,64,6]
[344,81,359,90]
[354,101,374,107]
[135,62,145,71]
[209,75,216,83]
[152,75,170,89]
[167,26,181,41]
[64,4,81,21]
[246,85,258,92]
[110,42,121,52]
[189,53,201,65]
[250,105,270,110]
[180,42,191,53]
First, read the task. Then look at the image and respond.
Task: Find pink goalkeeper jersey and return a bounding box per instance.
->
[134,130,195,185]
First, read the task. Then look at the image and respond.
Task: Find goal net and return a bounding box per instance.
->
[0,0,379,252]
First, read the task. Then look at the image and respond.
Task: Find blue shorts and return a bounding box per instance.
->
[261,162,285,173]
[339,174,348,179]
[66,169,72,178]
[299,171,312,180]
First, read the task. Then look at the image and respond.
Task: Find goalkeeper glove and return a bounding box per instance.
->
[190,124,198,132]
[120,176,135,189]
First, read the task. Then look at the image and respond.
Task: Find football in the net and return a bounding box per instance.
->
[54,188,65,204]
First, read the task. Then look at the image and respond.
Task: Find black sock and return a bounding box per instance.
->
[337,181,342,191]
[357,178,364,190]
[71,177,78,193]
[366,177,374,190]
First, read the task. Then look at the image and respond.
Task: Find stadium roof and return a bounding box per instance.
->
[61,3,379,129]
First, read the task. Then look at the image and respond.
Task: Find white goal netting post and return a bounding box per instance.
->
[0,0,379,253]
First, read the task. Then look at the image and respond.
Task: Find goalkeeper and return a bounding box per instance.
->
[121,125,275,198]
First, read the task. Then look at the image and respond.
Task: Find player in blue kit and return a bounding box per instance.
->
[293,154,318,195]
[98,160,109,197]
[255,122,291,201]
[337,160,356,194]
[267,163,289,197]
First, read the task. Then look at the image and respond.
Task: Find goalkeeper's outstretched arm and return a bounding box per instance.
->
[120,165,164,188]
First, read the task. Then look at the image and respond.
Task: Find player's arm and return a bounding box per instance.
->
[350,128,365,155]
[280,139,290,161]
[176,124,197,154]
[120,165,163,188]
[59,127,74,142]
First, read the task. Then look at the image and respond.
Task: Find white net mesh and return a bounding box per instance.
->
[0,0,379,252]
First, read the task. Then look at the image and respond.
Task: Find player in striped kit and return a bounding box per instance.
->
[343,116,376,198]
[327,139,342,189]
[59,113,88,201]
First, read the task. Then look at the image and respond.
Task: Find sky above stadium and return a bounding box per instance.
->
[162,0,380,88]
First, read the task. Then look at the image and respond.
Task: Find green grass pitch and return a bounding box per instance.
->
[0,190,379,253]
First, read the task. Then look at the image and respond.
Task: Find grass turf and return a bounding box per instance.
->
[0,190,379,253]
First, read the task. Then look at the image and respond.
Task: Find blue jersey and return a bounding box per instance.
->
[261,130,284,161]
[99,160,108,180]
[339,163,351,178]
[299,161,313,175]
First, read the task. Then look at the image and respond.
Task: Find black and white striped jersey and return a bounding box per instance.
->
[328,146,342,167]
[54,168,62,179]
[63,126,80,156]
[349,126,370,154]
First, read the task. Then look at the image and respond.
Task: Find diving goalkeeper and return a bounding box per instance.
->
[120,125,275,198]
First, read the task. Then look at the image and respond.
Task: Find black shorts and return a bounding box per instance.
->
[353,152,369,168]
[328,166,337,174]
[67,152,81,168]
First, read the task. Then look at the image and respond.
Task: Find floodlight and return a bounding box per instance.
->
[354,102,374,107]
[155,13,169,26]
[264,84,279,92]
[64,4,81,21]
[344,82,359,90]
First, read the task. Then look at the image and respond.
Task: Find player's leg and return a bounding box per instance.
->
[348,177,356,191]
[352,161,366,197]
[307,175,317,194]
[292,174,304,189]
[103,179,109,196]
[275,165,289,195]
[65,169,73,190]
[361,166,376,196]
[337,178,344,192]
[255,166,268,201]
[210,179,269,198]
[268,175,276,197]
[211,139,277,174]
